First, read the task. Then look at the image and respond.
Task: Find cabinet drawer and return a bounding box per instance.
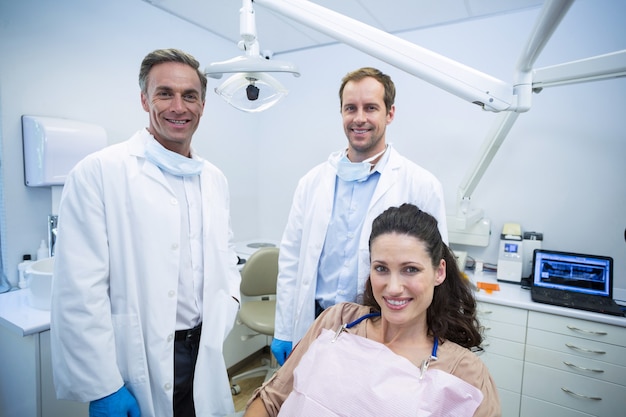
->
[528,311,626,346]
[527,327,626,367]
[480,351,523,393]
[477,302,527,326]
[522,362,625,417]
[521,396,595,417]
[481,333,525,359]
[481,319,527,346]
[525,344,626,386]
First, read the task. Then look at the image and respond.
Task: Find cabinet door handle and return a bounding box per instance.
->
[566,325,607,336]
[561,387,602,401]
[563,361,605,373]
[479,310,493,314]
[565,343,606,355]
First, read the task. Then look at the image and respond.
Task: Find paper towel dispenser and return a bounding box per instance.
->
[22,115,107,186]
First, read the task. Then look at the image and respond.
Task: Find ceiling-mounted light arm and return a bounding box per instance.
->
[255,0,516,112]
[512,0,574,111]
[532,50,626,90]
[458,0,575,204]
[205,0,300,112]
[449,0,574,234]
[205,0,299,80]
[237,0,265,64]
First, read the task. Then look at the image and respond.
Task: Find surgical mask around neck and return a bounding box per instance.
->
[334,147,387,182]
[144,138,203,177]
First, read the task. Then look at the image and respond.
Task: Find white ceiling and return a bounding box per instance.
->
[141,0,544,56]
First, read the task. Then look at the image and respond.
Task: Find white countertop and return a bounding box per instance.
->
[0,241,277,338]
[2,269,625,338]
[0,289,51,336]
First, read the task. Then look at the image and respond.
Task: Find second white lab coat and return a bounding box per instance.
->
[50,130,241,417]
[274,146,448,344]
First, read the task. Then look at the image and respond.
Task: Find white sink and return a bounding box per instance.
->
[26,257,54,310]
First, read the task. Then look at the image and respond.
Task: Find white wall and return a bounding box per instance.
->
[1,0,625,298]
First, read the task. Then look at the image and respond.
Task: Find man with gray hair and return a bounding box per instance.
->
[51,48,241,417]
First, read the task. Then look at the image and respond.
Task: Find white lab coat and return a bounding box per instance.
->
[274,146,448,344]
[50,129,241,417]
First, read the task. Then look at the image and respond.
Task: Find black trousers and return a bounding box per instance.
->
[315,300,325,318]
[173,324,202,417]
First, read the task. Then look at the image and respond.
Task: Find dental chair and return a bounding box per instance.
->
[230,246,280,395]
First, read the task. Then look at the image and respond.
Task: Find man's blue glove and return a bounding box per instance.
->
[89,385,141,417]
[271,338,293,366]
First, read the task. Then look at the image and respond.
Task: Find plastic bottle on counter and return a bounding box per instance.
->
[36,239,49,260]
[18,254,35,289]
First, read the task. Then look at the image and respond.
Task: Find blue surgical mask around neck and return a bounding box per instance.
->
[333,147,387,182]
[144,139,203,177]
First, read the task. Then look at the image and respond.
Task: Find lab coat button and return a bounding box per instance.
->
[171,243,179,250]
[167,334,174,342]
[168,290,175,297]
[171,198,178,205]
[164,382,172,391]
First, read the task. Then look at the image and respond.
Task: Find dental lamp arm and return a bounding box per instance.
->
[454,0,574,216]
[255,0,515,112]
[532,50,626,90]
[205,0,300,80]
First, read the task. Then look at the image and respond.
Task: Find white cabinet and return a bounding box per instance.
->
[477,302,626,417]
[521,311,626,417]
[0,325,87,417]
[0,324,39,417]
[476,302,527,417]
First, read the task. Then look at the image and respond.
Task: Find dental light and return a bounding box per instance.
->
[204,0,300,113]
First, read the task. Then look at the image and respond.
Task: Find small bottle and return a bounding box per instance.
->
[37,239,49,260]
[18,254,34,289]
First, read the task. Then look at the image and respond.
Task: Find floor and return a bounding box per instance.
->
[228,348,270,413]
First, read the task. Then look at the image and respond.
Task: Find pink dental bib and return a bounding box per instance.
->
[278,328,483,417]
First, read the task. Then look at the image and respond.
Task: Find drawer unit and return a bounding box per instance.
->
[468,298,626,416]
[524,311,626,416]
[521,396,595,417]
[477,302,528,326]
[477,302,528,416]
[477,302,528,357]
[481,319,526,352]
[526,329,626,386]
[528,311,626,347]
[480,333,525,359]
[522,362,625,416]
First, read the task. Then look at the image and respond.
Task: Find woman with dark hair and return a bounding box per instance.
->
[244,204,500,417]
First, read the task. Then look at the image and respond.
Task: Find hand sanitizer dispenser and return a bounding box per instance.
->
[497,223,523,283]
[22,115,107,187]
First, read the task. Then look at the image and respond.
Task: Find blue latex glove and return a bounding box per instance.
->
[271,338,293,366]
[89,385,141,417]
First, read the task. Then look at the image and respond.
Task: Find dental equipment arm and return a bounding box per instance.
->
[450,0,581,234]
[255,0,516,112]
